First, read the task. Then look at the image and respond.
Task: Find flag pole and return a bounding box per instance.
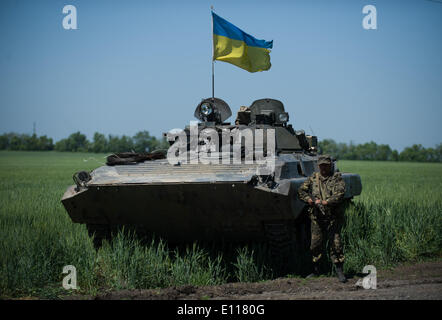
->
[211,5,214,101]
[212,60,214,101]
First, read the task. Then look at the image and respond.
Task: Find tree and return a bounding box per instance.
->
[107,135,134,153]
[436,143,442,162]
[90,132,108,153]
[399,144,426,162]
[9,135,22,150]
[392,150,399,161]
[0,134,8,149]
[317,139,442,163]
[54,139,68,151]
[318,139,339,158]
[55,132,89,152]
[132,130,168,153]
[375,144,392,161]
[132,131,154,153]
[37,135,54,151]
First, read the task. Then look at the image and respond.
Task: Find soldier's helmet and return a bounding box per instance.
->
[318,155,332,165]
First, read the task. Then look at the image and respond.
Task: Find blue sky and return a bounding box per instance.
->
[0,0,441,151]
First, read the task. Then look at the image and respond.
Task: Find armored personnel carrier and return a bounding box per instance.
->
[61,98,362,248]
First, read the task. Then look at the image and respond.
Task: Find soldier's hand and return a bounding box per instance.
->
[315,199,321,205]
[308,198,314,206]
[321,200,328,206]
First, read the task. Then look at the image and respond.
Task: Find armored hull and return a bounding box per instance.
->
[61,98,362,244]
[62,156,361,242]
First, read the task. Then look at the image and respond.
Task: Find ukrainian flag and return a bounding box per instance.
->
[212,12,273,73]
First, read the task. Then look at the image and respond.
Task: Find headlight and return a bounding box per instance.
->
[278,112,289,122]
[200,103,213,116]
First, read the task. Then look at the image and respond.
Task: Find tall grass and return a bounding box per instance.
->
[339,161,442,273]
[0,152,441,297]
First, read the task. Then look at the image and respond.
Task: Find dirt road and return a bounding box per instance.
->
[94,260,442,300]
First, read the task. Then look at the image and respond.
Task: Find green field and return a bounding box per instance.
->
[0,151,441,298]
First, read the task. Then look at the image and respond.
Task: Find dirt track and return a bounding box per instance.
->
[93,260,442,300]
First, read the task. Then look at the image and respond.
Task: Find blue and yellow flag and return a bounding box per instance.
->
[212,12,273,73]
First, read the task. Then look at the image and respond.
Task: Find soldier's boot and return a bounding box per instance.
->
[306,262,320,279]
[335,263,347,283]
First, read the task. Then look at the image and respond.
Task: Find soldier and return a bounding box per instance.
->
[298,154,347,283]
[235,106,251,125]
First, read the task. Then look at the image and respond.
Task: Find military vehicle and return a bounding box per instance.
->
[61,98,362,250]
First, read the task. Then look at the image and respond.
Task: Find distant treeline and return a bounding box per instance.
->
[0,133,54,151]
[0,131,169,153]
[0,132,441,162]
[318,139,442,163]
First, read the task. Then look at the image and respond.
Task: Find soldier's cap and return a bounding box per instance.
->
[318,155,332,165]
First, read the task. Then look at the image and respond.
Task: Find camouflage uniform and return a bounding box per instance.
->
[298,156,346,265]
